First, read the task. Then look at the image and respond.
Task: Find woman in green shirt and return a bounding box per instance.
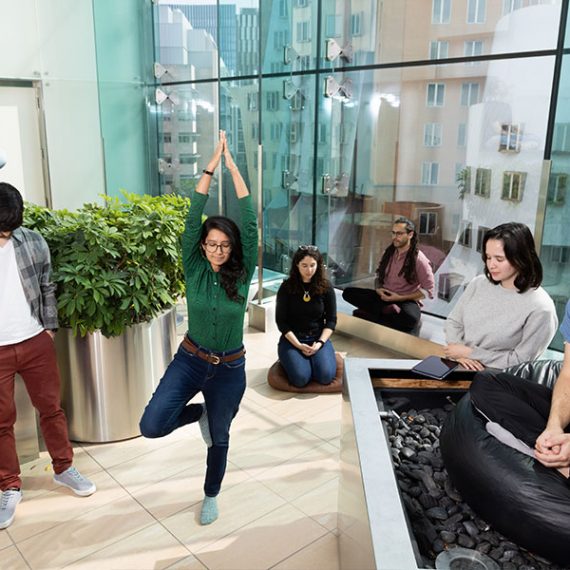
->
[140,131,257,525]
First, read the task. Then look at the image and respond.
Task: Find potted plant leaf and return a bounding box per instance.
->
[23,192,190,442]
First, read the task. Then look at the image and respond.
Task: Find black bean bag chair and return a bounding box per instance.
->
[440,359,570,566]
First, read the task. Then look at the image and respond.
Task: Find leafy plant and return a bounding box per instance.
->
[24,192,190,337]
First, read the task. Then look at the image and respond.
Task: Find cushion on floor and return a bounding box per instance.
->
[267,352,344,393]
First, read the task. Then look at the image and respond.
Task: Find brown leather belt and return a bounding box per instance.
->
[182,335,245,365]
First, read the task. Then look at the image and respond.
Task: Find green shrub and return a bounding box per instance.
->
[24,192,190,337]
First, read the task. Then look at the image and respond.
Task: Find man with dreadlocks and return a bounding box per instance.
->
[342,217,434,333]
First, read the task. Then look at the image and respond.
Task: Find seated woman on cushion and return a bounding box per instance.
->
[444,222,557,371]
[275,245,337,388]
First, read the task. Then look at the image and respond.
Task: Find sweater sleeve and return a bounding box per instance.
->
[275,284,293,335]
[416,254,435,299]
[238,195,258,282]
[444,279,477,344]
[323,286,337,330]
[470,304,559,369]
[181,192,208,271]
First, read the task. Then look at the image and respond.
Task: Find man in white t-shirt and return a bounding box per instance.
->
[0,183,96,530]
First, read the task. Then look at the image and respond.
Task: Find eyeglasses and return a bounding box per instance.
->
[204,241,232,253]
[391,231,409,237]
[298,245,319,252]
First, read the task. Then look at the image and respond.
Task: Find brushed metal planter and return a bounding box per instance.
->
[55,307,177,442]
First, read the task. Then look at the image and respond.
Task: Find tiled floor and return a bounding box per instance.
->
[2,323,392,570]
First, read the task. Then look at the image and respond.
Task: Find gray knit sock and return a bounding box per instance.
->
[198,404,212,447]
[200,495,218,525]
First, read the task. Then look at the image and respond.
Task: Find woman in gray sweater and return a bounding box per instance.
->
[444,222,558,371]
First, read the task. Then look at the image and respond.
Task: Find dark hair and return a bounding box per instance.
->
[481,222,542,293]
[0,182,24,232]
[376,217,419,285]
[283,246,330,296]
[200,216,246,302]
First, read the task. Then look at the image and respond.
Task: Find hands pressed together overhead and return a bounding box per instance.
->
[206,130,238,174]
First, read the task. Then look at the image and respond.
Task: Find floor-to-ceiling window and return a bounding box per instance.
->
[152,0,569,348]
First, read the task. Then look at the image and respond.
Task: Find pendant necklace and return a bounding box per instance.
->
[303,288,311,302]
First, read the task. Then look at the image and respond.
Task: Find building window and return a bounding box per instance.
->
[289,122,304,143]
[457,166,471,197]
[178,133,192,143]
[299,55,311,70]
[270,122,283,141]
[247,92,258,111]
[424,123,442,147]
[421,162,439,185]
[549,246,570,264]
[499,123,522,152]
[432,0,451,24]
[318,123,327,143]
[296,21,311,42]
[266,91,280,112]
[476,226,490,253]
[467,0,486,23]
[251,123,259,140]
[502,171,526,202]
[457,123,467,147]
[279,0,288,17]
[419,212,438,235]
[503,0,523,14]
[162,133,172,144]
[458,221,472,247]
[179,153,197,165]
[552,123,570,152]
[474,168,491,197]
[461,82,480,106]
[427,83,445,107]
[295,0,309,6]
[351,12,363,36]
[547,173,567,205]
[325,14,342,37]
[273,30,288,50]
[429,40,449,60]
[464,40,483,65]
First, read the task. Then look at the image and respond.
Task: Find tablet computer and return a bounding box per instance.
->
[411,356,459,380]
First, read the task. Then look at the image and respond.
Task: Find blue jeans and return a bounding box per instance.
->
[278,335,336,388]
[139,338,246,497]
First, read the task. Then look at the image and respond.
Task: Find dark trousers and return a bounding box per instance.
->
[0,331,74,490]
[139,339,246,497]
[469,370,570,448]
[342,287,421,332]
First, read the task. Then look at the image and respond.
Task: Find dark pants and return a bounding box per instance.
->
[342,287,421,332]
[0,331,73,490]
[139,339,246,497]
[469,370,570,448]
[278,335,336,388]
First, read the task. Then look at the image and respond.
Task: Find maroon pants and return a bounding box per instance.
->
[0,331,73,490]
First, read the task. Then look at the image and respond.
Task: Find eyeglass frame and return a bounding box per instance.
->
[203,241,232,253]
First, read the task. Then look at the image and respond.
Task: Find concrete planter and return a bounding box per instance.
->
[55,307,177,443]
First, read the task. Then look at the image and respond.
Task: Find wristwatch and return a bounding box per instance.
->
[315,339,325,346]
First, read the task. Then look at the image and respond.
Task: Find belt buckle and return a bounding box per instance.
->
[209,354,221,365]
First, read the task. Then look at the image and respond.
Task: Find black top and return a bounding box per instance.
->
[276,283,337,338]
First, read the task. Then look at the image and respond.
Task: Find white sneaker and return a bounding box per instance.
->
[0,489,22,529]
[54,467,96,497]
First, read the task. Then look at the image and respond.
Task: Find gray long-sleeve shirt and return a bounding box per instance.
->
[445,275,558,369]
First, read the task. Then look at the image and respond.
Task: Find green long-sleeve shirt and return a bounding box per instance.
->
[181,192,257,351]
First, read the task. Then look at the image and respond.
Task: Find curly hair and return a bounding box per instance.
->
[481,222,543,293]
[200,216,246,303]
[376,217,419,286]
[282,246,330,296]
[0,182,24,232]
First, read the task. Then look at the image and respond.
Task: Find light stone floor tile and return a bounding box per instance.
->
[195,503,328,570]
[161,478,287,551]
[264,392,340,424]
[16,495,156,570]
[132,459,251,521]
[253,442,339,502]
[230,406,291,450]
[80,423,200,470]
[106,438,205,495]
[229,423,324,475]
[296,401,342,443]
[271,532,340,570]
[0,529,13,550]
[290,477,339,532]
[165,554,208,570]
[65,523,191,570]
[241,381,292,410]
[8,469,128,544]
[1,545,30,570]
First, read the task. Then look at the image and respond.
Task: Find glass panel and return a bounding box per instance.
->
[541,55,570,350]
[261,0,318,75]
[261,75,316,275]
[316,56,556,323]
[155,1,220,82]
